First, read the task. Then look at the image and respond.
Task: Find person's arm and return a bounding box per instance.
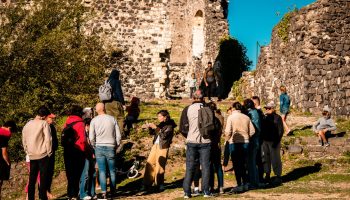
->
[75,121,86,152]
[43,122,53,157]
[203,69,208,86]
[115,119,121,146]
[251,112,261,134]
[313,119,321,132]
[22,125,28,155]
[2,147,10,166]
[279,95,284,110]
[326,119,337,132]
[248,120,255,138]
[160,126,173,140]
[224,116,233,141]
[115,81,125,105]
[179,106,189,138]
[89,120,96,147]
[275,115,284,146]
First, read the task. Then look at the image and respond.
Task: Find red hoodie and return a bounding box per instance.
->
[64,115,86,152]
[0,127,11,138]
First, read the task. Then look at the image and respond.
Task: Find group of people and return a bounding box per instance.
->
[0,67,340,200]
[178,90,285,198]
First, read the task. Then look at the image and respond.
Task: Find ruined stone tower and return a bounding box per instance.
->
[84,0,229,99]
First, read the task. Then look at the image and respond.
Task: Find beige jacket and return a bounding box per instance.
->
[225,111,255,143]
[22,119,52,160]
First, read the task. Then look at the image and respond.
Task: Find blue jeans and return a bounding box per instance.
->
[210,145,224,189]
[248,136,260,186]
[79,159,96,198]
[183,143,211,195]
[95,146,117,194]
[230,143,249,186]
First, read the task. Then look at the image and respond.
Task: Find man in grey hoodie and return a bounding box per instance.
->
[180,90,211,198]
[89,103,121,199]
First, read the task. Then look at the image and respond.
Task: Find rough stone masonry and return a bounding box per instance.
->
[238,0,350,116]
[83,0,229,99]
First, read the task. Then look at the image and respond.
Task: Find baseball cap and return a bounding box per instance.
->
[323,106,331,113]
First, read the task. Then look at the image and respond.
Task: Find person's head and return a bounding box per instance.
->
[68,105,84,117]
[84,118,92,131]
[192,90,203,101]
[191,73,195,79]
[232,102,243,111]
[95,103,105,115]
[109,69,120,80]
[157,110,170,123]
[251,96,260,108]
[207,61,212,68]
[243,99,255,110]
[264,101,276,114]
[37,106,51,119]
[322,106,331,118]
[3,120,17,133]
[280,85,287,93]
[207,101,217,111]
[46,113,56,125]
[130,97,140,106]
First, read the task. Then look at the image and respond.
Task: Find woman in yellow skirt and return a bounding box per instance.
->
[143,110,177,192]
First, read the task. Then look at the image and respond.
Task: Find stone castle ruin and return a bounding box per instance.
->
[83,0,229,99]
[238,0,350,116]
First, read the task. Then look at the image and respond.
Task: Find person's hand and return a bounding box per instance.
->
[6,161,10,166]
[205,82,208,87]
[148,123,157,129]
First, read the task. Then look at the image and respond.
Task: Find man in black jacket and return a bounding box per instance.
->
[261,101,284,185]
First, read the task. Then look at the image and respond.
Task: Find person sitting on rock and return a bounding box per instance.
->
[313,106,336,147]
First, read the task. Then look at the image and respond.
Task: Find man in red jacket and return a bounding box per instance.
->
[63,105,87,200]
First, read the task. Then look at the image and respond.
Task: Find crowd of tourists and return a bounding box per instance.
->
[0,69,338,200]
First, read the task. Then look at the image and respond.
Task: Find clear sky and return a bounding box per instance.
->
[228,0,316,69]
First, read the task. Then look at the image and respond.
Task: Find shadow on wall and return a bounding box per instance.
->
[215,36,252,99]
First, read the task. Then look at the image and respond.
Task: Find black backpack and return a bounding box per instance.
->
[198,106,216,139]
[61,121,82,147]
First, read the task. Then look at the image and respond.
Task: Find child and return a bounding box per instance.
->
[124,97,141,136]
[188,73,197,99]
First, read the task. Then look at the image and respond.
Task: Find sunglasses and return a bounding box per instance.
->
[265,107,272,110]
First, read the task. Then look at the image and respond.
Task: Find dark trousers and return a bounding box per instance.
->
[64,147,85,198]
[256,141,264,182]
[28,156,50,200]
[190,87,196,99]
[209,145,224,189]
[47,152,55,192]
[230,143,249,186]
[183,143,211,195]
[223,141,230,167]
[206,81,216,99]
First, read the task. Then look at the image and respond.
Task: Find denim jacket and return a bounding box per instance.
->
[279,93,290,114]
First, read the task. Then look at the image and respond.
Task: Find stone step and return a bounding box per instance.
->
[284,136,350,146]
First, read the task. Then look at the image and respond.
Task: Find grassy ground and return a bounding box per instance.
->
[7,100,350,200]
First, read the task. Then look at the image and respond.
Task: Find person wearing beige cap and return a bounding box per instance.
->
[261,101,284,186]
[312,106,336,147]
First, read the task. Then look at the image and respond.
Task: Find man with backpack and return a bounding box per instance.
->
[100,70,125,138]
[180,90,213,198]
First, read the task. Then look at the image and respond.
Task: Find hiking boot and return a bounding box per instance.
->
[325,142,330,147]
[319,139,324,146]
[229,185,244,193]
[159,184,165,192]
[243,184,249,191]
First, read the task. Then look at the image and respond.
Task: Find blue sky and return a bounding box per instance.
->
[228,0,316,69]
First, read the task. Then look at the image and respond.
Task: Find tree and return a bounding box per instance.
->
[0,0,107,126]
[216,36,252,98]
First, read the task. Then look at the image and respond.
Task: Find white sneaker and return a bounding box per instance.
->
[83,196,92,200]
[219,187,224,194]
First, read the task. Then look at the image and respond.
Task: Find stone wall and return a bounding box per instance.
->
[240,0,350,116]
[84,0,228,99]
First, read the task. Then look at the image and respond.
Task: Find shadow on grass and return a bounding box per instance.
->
[117,177,184,197]
[282,163,322,183]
